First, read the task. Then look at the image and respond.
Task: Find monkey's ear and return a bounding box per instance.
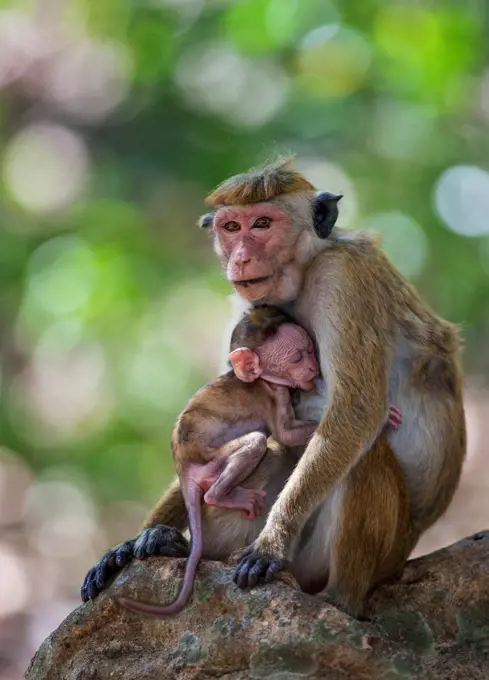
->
[198,213,214,229]
[229,348,262,382]
[312,192,342,239]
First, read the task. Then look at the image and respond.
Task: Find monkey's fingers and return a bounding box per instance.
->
[233,550,285,589]
[80,540,136,602]
[264,559,284,583]
[81,566,98,602]
[114,540,136,567]
[134,525,189,559]
[387,411,402,430]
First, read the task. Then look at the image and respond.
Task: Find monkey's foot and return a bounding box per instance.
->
[81,538,136,602]
[80,526,189,603]
[134,525,189,560]
[233,545,286,588]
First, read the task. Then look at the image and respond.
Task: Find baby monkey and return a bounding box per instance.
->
[117,306,402,617]
[117,306,320,616]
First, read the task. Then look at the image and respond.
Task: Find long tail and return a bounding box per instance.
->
[116,482,203,617]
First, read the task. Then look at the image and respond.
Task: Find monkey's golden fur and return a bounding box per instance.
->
[140,158,465,618]
[206,156,315,208]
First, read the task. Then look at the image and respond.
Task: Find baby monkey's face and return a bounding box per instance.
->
[257,323,319,391]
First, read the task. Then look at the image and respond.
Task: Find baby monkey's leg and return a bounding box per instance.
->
[203,432,268,519]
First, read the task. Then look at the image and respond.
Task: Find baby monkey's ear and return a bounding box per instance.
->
[229,348,262,382]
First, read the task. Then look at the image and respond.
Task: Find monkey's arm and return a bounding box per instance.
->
[234,267,392,585]
[271,385,317,447]
[81,479,189,602]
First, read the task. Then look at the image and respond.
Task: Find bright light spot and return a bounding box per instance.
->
[174,41,288,127]
[297,25,371,98]
[372,100,437,161]
[36,515,96,558]
[15,343,110,437]
[23,480,97,558]
[3,123,88,214]
[361,212,429,279]
[27,236,98,316]
[0,10,45,87]
[120,283,228,424]
[434,166,489,237]
[294,158,358,226]
[375,6,440,61]
[36,319,85,355]
[124,341,192,414]
[161,283,229,370]
[44,39,132,123]
[0,546,30,616]
[228,61,288,127]
[0,448,33,526]
[300,24,340,48]
[265,0,300,42]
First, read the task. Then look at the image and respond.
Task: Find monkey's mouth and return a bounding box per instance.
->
[233,276,272,288]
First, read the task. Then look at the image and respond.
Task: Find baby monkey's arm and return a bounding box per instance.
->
[271,385,318,447]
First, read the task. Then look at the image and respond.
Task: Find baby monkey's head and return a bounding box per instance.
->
[229,305,319,391]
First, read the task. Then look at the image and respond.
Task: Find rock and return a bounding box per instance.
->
[25,531,489,680]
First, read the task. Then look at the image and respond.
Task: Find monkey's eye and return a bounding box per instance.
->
[223,221,240,232]
[290,352,302,364]
[252,216,272,229]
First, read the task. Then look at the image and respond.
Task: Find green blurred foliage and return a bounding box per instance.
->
[0,0,488,513]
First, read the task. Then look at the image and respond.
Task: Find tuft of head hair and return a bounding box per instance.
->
[206,156,316,208]
[230,304,296,352]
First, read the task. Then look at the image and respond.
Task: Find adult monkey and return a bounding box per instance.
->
[82,157,466,617]
[199,156,466,614]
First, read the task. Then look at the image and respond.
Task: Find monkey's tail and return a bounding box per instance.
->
[116,482,203,617]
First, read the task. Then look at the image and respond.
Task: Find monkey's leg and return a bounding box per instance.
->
[81,479,189,602]
[203,433,268,518]
[324,435,412,618]
[202,441,298,561]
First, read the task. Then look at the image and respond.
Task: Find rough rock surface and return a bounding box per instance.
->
[26,531,489,680]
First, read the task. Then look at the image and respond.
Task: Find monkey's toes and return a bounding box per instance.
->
[233,551,285,589]
[81,567,99,602]
[80,539,138,602]
[134,525,189,559]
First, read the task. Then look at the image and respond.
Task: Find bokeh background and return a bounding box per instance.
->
[1,0,489,674]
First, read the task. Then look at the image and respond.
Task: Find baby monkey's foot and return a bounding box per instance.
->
[205,488,266,520]
[239,489,267,519]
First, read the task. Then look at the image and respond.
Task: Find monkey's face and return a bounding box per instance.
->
[258,324,319,391]
[212,202,304,304]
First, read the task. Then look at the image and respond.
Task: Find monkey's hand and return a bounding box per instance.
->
[80,526,189,602]
[232,543,287,589]
[386,405,402,431]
